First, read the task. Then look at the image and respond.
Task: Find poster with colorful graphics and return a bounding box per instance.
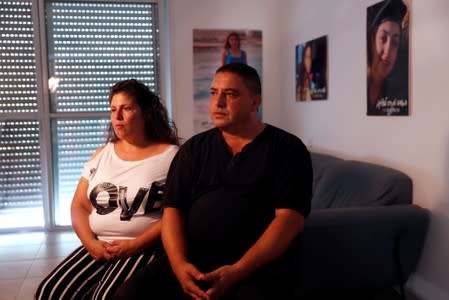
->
[295,35,328,102]
[367,0,410,116]
[193,29,262,133]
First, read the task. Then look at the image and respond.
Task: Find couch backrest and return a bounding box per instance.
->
[311,152,412,209]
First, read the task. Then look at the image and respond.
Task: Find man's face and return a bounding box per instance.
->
[209,72,260,130]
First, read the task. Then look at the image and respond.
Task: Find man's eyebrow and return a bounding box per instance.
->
[210,87,239,93]
[223,88,239,93]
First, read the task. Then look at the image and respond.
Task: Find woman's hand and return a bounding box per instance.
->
[84,239,113,261]
[105,239,138,258]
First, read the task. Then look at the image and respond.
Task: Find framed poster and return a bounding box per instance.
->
[367,0,410,116]
[193,29,262,133]
[295,35,328,102]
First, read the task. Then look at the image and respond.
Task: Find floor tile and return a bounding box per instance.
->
[35,241,80,259]
[0,231,45,247]
[17,276,43,300]
[0,260,33,280]
[0,278,24,300]
[28,257,65,277]
[0,244,41,262]
[43,230,78,245]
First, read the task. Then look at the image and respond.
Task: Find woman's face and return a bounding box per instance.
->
[371,21,401,79]
[110,92,146,141]
[303,46,312,73]
[228,35,239,48]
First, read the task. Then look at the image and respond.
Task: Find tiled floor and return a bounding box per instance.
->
[0,230,423,300]
[0,230,80,300]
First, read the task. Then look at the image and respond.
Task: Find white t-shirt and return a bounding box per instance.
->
[82,142,178,241]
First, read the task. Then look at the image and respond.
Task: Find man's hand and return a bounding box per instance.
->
[173,261,210,300]
[84,239,113,261]
[199,265,241,299]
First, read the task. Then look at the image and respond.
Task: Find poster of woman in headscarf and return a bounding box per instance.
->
[367,0,410,116]
[295,35,328,102]
[193,29,262,133]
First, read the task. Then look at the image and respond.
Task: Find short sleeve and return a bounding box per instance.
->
[271,134,313,217]
[162,141,196,211]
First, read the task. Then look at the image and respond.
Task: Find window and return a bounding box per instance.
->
[0,0,162,230]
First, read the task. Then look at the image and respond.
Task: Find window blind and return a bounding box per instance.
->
[45,1,161,113]
[0,0,38,113]
[46,1,161,225]
[0,1,43,223]
[0,120,42,209]
[0,0,162,229]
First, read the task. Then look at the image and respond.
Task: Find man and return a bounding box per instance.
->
[113,63,312,300]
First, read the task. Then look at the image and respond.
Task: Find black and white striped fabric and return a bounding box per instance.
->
[35,245,162,300]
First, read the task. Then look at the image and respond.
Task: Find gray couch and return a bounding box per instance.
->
[293,152,430,298]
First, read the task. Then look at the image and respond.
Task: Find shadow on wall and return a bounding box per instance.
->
[411,135,449,299]
[413,210,449,299]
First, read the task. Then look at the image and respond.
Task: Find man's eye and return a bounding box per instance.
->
[226,92,238,98]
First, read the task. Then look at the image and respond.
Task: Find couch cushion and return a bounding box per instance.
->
[310,152,344,195]
[311,158,412,209]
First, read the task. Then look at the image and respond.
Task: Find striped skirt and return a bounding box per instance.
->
[35,244,162,300]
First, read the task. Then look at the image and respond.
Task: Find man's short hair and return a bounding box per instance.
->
[216,63,262,95]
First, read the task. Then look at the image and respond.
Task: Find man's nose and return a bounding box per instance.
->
[217,93,226,108]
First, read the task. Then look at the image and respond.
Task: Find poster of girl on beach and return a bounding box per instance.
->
[193,29,262,133]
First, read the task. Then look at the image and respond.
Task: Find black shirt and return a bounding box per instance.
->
[163,124,312,271]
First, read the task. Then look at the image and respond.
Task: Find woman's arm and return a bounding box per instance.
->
[106,219,162,257]
[71,177,113,261]
[221,48,227,66]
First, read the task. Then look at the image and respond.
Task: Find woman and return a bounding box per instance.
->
[221,32,247,66]
[36,79,179,300]
[367,0,407,115]
[298,42,313,101]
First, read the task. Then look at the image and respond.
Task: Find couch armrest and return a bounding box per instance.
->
[294,205,429,292]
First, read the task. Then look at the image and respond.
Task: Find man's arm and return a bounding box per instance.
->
[162,207,210,300]
[200,208,304,299]
[234,208,304,277]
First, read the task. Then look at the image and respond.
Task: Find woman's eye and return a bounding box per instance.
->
[391,38,399,48]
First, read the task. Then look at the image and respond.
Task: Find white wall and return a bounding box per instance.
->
[167,0,283,140]
[278,0,449,299]
[167,0,449,299]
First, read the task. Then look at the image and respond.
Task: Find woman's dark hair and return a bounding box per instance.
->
[107,79,179,145]
[300,42,313,80]
[223,32,241,49]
